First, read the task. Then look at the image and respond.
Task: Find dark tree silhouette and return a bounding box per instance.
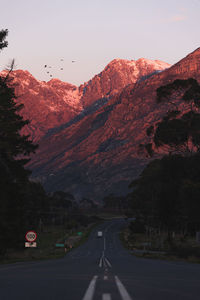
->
[0,29,8,51]
[0,29,40,253]
[140,78,200,156]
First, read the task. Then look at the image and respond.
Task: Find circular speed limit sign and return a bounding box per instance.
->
[25,231,37,242]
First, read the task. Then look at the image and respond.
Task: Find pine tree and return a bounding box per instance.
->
[0,29,38,254]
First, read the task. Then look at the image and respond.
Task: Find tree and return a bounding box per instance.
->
[0,29,39,253]
[129,156,184,234]
[129,78,200,240]
[140,78,200,156]
[0,29,8,51]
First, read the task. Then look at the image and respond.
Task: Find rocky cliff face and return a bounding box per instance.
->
[167,47,200,76]
[25,48,200,201]
[79,58,170,107]
[0,70,83,142]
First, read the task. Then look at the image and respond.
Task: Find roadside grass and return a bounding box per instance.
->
[120,227,200,264]
[0,222,100,265]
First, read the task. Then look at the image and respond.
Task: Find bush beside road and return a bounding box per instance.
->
[120,223,200,264]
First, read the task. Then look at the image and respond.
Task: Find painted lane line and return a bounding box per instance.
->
[115,276,132,300]
[102,293,111,300]
[104,237,106,250]
[104,257,112,268]
[103,256,106,267]
[99,248,106,267]
[82,275,98,300]
[99,257,103,268]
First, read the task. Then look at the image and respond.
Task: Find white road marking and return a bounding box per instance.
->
[99,256,103,267]
[104,257,112,267]
[104,237,106,250]
[115,276,132,300]
[82,275,98,300]
[102,293,111,300]
[103,257,106,267]
[103,275,108,280]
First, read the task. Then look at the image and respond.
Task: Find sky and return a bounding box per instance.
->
[0,0,199,86]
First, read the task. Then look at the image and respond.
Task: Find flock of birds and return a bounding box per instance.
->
[44,59,76,78]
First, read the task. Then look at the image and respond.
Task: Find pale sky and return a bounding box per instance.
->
[0,0,199,86]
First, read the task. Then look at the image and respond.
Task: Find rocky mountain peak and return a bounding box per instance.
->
[47,78,77,90]
[167,47,200,77]
[79,57,170,108]
[0,69,83,142]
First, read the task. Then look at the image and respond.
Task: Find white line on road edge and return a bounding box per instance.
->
[102,293,111,300]
[104,257,112,267]
[82,275,98,300]
[115,276,132,300]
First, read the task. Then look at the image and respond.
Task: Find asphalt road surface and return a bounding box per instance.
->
[0,219,200,300]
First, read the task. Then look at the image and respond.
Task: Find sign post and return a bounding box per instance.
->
[25,231,37,248]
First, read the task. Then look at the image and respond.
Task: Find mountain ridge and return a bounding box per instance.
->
[4,51,200,200]
[26,48,200,200]
[1,56,169,143]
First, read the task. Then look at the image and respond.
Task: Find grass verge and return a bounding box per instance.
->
[0,222,101,265]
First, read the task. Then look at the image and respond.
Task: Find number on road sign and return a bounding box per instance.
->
[25,231,37,242]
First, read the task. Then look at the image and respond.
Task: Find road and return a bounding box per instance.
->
[0,219,200,300]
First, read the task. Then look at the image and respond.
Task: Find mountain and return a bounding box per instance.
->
[1,56,171,200]
[1,58,170,142]
[0,70,83,142]
[1,58,169,143]
[79,58,170,107]
[25,48,200,201]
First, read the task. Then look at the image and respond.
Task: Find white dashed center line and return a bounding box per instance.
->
[104,257,112,267]
[99,255,103,267]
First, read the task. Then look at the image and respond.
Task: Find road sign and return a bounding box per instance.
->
[25,231,37,243]
[55,243,65,247]
[77,232,82,236]
[25,242,37,248]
